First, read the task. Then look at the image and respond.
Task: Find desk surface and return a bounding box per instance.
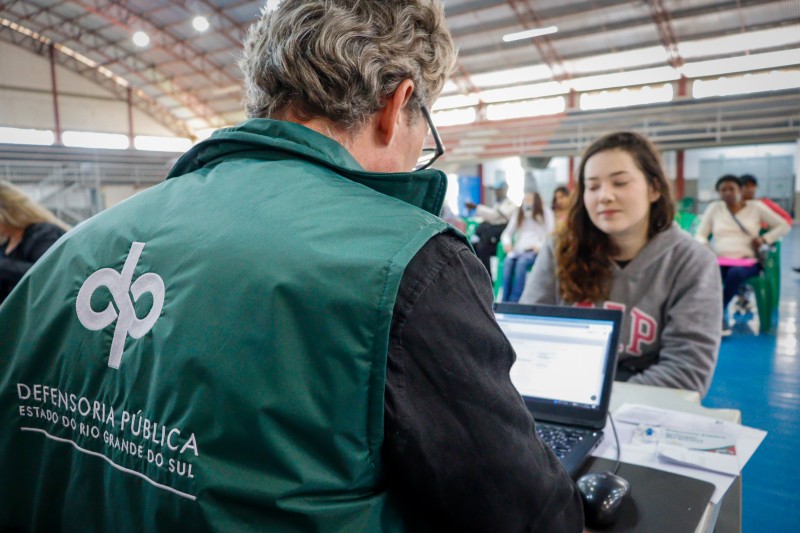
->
[579,457,715,533]
[610,383,741,424]
[600,382,742,533]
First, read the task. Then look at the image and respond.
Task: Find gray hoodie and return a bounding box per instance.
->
[520,225,722,397]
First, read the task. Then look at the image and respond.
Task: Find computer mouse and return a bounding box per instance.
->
[576,471,631,529]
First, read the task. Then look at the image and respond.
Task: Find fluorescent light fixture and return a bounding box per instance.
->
[580,84,674,111]
[480,82,568,104]
[431,108,477,127]
[680,49,800,78]
[132,31,150,47]
[564,46,668,76]
[503,26,558,43]
[470,64,553,89]
[134,135,193,152]
[487,96,566,121]
[693,70,800,99]
[680,25,800,59]
[62,131,129,149]
[432,93,481,111]
[192,16,210,32]
[566,66,680,92]
[0,126,55,146]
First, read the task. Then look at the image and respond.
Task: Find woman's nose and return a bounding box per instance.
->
[598,185,614,202]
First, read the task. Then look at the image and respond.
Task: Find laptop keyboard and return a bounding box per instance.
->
[535,423,588,459]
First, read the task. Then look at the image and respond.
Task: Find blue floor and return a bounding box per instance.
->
[704,227,800,532]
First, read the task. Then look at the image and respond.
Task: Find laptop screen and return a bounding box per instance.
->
[493,303,622,429]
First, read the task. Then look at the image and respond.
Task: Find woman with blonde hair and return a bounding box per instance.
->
[0,180,69,303]
[521,132,722,397]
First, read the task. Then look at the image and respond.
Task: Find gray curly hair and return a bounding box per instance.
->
[239,0,456,131]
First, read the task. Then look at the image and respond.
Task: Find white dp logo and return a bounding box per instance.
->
[76,242,165,369]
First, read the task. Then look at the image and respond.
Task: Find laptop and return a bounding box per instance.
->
[493,303,622,477]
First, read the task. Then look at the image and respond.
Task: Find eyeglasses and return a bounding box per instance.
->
[414,105,445,172]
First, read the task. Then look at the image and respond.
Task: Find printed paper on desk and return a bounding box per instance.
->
[594,403,767,504]
[656,427,740,475]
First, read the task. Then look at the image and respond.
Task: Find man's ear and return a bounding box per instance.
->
[377,79,415,146]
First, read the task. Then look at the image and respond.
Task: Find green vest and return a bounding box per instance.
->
[0,119,462,531]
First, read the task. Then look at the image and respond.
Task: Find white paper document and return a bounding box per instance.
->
[593,403,767,503]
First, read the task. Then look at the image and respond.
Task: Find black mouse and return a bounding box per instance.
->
[576,471,631,529]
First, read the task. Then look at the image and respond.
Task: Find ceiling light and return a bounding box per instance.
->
[132,31,150,47]
[62,131,130,150]
[192,16,210,32]
[487,97,566,121]
[502,26,558,43]
[134,135,193,152]
[0,126,55,146]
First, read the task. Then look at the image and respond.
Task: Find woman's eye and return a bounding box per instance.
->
[614,181,628,187]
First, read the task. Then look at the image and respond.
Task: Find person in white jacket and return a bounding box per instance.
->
[500,192,554,302]
[695,174,790,332]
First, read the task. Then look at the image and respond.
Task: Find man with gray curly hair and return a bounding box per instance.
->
[0,1,581,531]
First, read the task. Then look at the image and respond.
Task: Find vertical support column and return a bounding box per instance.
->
[567,89,577,110]
[678,75,688,98]
[568,156,575,190]
[127,87,134,149]
[48,44,62,145]
[477,162,484,204]
[676,149,685,200]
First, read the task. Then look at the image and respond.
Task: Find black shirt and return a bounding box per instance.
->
[0,222,66,304]
[385,232,583,532]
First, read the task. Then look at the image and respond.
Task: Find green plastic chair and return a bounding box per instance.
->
[744,243,781,333]
[463,217,480,242]
[493,242,507,299]
[675,212,699,235]
[676,197,695,213]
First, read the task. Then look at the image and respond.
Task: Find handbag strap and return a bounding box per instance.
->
[727,205,755,239]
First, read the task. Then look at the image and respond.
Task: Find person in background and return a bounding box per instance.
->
[465,181,518,273]
[0,1,582,531]
[740,174,793,226]
[695,174,790,334]
[500,192,554,302]
[0,180,69,304]
[551,185,570,226]
[522,132,722,398]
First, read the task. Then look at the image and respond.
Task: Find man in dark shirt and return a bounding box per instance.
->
[387,233,583,531]
[0,1,583,530]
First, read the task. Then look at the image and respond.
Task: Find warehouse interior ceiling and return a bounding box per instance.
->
[1,0,800,166]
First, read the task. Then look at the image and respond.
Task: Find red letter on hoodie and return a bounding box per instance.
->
[628,308,657,355]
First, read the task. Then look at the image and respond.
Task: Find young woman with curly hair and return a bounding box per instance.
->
[520,132,722,397]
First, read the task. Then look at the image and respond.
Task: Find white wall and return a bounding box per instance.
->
[683,143,796,180]
[794,139,800,216]
[481,157,525,204]
[0,41,174,136]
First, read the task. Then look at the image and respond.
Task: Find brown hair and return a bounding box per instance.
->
[516,192,545,227]
[556,132,674,303]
